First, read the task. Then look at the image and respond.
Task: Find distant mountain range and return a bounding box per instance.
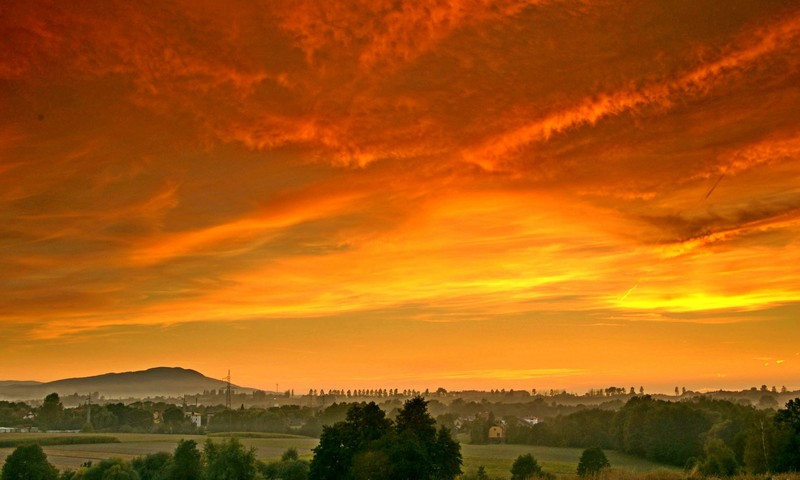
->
[0,367,254,401]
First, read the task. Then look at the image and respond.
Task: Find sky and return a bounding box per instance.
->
[1,0,799,394]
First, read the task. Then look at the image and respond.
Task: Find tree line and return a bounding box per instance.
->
[0,437,307,480]
[500,395,800,475]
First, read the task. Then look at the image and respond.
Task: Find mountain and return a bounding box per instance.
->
[0,367,252,401]
[0,380,42,387]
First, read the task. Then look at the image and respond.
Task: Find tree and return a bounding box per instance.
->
[476,466,489,480]
[431,425,462,480]
[204,438,258,480]
[262,448,310,480]
[309,423,353,480]
[577,447,610,477]
[132,452,171,480]
[395,396,436,446]
[71,458,138,480]
[392,397,461,480]
[38,393,64,430]
[99,463,139,480]
[162,406,184,433]
[170,439,202,480]
[699,437,738,477]
[511,453,543,480]
[759,395,778,409]
[773,398,800,471]
[282,447,300,462]
[310,401,393,479]
[309,397,461,480]
[743,412,776,474]
[1,444,58,480]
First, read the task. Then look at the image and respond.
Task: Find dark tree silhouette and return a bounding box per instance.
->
[204,437,258,480]
[577,447,610,477]
[172,439,202,480]
[1,444,58,480]
[309,397,461,480]
[510,453,543,480]
[38,393,64,430]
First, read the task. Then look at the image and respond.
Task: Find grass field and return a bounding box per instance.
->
[459,443,679,479]
[0,432,678,478]
[0,432,317,471]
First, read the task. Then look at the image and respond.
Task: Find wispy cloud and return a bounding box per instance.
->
[462,10,800,170]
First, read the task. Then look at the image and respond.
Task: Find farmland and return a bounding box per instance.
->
[459,443,679,478]
[0,432,676,478]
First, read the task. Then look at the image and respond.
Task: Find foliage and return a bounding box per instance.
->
[170,439,202,480]
[510,453,544,480]
[468,412,494,445]
[0,401,33,429]
[611,396,712,466]
[203,437,258,480]
[742,412,774,474]
[282,447,300,461]
[309,396,462,480]
[71,458,139,480]
[260,448,309,480]
[1,444,59,480]
[261,458,309,480]
[38,393,65,431]
[131,439,201,480]
[131,452,171,480]
[577,447,610,477]
[698,437,737,477]
[772,398,800,471]
[477,465,490,480]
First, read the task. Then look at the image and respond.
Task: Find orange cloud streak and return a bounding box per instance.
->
[463,10,800,170]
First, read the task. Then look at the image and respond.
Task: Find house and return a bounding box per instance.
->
[522,416,539,426]
[184,412,202,428]
[488,425,506,443]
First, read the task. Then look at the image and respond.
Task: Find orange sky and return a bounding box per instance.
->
[2,0,799,394]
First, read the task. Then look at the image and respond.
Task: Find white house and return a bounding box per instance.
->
[184,412,202,428]
[522,416,539,426]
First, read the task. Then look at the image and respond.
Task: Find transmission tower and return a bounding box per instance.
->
[225,370,232,411]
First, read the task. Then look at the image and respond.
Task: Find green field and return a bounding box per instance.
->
[0,433,678,478]
[0,433,317,472]
[459,443,679,479]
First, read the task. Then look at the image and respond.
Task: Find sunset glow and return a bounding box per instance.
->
[2,1,799,393]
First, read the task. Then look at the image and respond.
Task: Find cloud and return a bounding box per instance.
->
[462,9,800,170]
[275,0,555,72]
[2,0,800,389]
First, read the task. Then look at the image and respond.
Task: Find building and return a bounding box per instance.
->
[488,425,506,443]
[184,412,203,428]
[522,416,539,426]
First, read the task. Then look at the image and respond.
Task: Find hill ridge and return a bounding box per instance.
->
[0,366,252,401]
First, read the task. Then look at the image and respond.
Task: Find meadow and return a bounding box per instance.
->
[459,443,679,478]
[0,432,678,478]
